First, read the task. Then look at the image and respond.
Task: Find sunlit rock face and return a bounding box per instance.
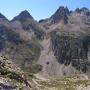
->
[51,32,90,73]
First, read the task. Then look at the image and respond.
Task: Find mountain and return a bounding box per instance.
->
[0,6,90,90]
[37,7,90,77]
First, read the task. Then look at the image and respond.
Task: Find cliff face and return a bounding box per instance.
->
[51,32,90,73]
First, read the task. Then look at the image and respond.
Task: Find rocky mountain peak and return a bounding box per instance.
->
[75,7,90,16]
[50,6,70,24]
[54,6,70,15]
[12,10,33,22]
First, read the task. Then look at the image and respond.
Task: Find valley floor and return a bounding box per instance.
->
[31,74,90,90]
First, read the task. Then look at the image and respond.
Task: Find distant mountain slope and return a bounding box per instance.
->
[0,7,90,79]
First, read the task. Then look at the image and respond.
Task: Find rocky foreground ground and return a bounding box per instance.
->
[0,54,90,90]
[31,74,90,90]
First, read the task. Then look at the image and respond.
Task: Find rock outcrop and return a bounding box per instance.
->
[0,55,32,90]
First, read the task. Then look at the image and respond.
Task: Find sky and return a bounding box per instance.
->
[0,0,90,21]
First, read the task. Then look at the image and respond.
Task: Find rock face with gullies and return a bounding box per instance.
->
[51,32,90,74]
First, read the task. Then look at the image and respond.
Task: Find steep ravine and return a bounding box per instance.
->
[51,32,90,74]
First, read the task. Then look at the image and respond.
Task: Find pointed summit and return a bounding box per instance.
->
[50,6,70,24]
[12,10,33,22]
